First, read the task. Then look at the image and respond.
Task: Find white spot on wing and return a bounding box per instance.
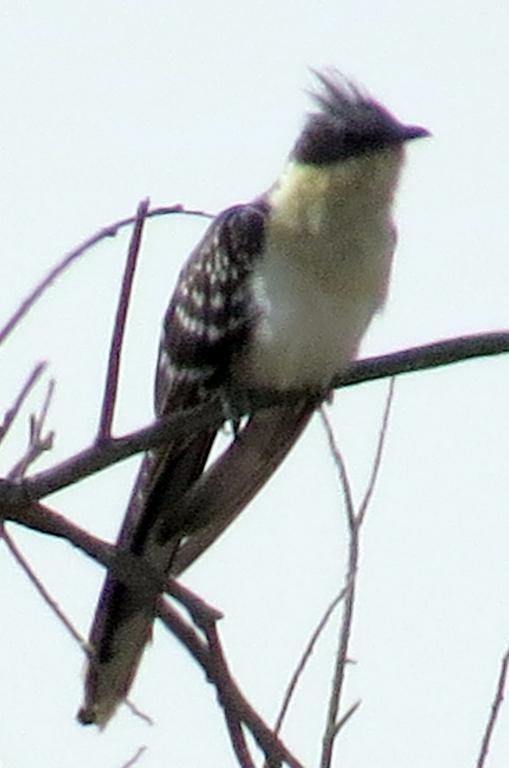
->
[210,292,225,310]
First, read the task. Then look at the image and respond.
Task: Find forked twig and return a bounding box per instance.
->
[8,378,55,479]
[0,362,47,445]
[332,700,361,738]
[319,379,395,768]
[273,588,348,737]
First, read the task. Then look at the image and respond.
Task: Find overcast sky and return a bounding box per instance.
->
[2,2,509,767]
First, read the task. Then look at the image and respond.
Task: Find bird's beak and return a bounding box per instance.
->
[403,124,431,141]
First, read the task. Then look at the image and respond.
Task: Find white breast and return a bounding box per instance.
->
[238,240,390,390]
[233,155,400,392]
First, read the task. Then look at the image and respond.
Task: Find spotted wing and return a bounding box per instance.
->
[79,202,268,726]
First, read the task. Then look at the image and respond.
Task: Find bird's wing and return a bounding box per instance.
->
[170,401,316,575]
[78,201,289,726]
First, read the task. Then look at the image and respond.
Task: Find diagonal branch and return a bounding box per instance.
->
[476,647,509,768]
[157,598,305,768]
[97,198,150,439]
[273,588,348,737]
[119,746,147,768]
[0,526,86,649]
[357,378,396,524]
[8,378,55,480]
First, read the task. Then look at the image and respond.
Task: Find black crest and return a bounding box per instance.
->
[292,70,428,165]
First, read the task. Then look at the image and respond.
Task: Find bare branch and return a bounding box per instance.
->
[119,745,147,768]
[1,501,220,630]
[14,398,224,503]
[2,500,115,563]
[319,379,395,768]
[205,622,257,768]
[0,362,47,445]
[476,647,509,768]
[358,377,396,524]
[8,378,55,480]
[343,331,509,386]
[273,588,348,737]
[319,407,355,528]
[124,699,154,726]
[332,700,361,737]
[157,599,305,768]
[167,578,224,623]
[98,199,150,439]
[0,204,212,347]
[320,528,358,766]
[0,525,86,649]
[223,705,257,768]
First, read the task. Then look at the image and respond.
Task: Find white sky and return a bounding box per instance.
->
[1,2,509,767]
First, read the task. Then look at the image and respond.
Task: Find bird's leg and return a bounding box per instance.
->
[218,386,244,440]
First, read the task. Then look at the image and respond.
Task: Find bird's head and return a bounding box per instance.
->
[292,70,429,166]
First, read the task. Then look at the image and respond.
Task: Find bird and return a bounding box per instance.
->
[78,70,429,726]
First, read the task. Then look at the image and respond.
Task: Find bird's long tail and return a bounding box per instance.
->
[78,430,215,727]
[78,402,314,727]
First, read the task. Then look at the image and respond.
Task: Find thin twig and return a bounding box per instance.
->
[0,361,47,444]
[98,198,150,439]
[15,398,224,503]
[8,378,55,480]
[273,588,348,736]
[119,745,147,768]
[320,520,358,768]
[205,621,257,768]
[332,700,361,737]
[0,204,212,347]
[319,407,355,528]
[125,699,154,726]
[0,525,87,649]
[358,378,396,524]
[319,379,395,768]
[476,648,509,768]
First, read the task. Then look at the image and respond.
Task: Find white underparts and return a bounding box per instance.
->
[234,151,403,391]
